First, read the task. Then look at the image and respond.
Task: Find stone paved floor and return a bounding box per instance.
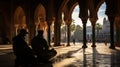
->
[52,43,112,67]
[0,43,120,67]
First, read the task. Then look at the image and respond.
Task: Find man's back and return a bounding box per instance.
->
[31,30,57,63]
[12,29,36,66]
[12,35,33,57]
[31,35,49,53]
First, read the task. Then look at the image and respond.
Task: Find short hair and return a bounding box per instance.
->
[38,30,44,35]
[19,29,28,34]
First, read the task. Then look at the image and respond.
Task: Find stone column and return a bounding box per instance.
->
[64,19,72,46]
[91,22,96,47]
[35,22,39,35]
[116,25,120,46]
[54,18,61,46]
[108,16,115,49]
[66,24,70,46]
[47,22,51,47]
[115,17,120,46]
[26,9,35,44]
[66,19,72,46]
[14,24,19,35]
[105,0,116,49]
[58,19,62,46]
[46,0,55,46]
[89,18,97,47]
[47,18,54,47]
[81,19,87,48]
[78,0,88,48]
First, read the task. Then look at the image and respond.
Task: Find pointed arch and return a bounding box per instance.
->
[96,0,105,12]
[14,6,27,29]
[14,6,27,35]
[34,3,47,40]
[34,4,46,30]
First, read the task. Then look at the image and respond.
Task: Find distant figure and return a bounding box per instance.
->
[52,36,54,42]
[104,38,107,46]
[31,30,57,63]
[12,29,36,67]
[73,39,75,45]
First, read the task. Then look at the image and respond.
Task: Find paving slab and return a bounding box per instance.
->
[0,43,120,67]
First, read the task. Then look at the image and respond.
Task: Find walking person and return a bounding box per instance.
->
[73,38,75,45]
[104,38,107,46]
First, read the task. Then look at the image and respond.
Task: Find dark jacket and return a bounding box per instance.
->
[12,35,33,58]
[31,35,49,54]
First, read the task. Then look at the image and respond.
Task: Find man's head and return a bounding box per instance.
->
[38,30,44,35]
[19,29,28,36]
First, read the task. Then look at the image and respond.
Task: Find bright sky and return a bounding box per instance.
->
[72,2,107,26]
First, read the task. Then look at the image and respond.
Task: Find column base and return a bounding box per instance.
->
[115,42,120,47]
[82,45,88,48]
[91,44,96,47]
[53,44,61,46]
[109,46,115,49]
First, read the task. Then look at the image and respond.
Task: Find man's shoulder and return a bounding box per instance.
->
[32,36,39,40]
[12,36,17,40]
[12,35,22,41]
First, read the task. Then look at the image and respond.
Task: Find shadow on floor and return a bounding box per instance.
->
[52,48,82,63]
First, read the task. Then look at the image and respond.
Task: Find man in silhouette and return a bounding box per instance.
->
[12,29,36,67]
[73,38,75,45]
[31,30,57,63]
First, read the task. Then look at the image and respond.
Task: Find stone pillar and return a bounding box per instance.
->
[81,19,87,48]
[58,19,62,46]
[14,24,19,35]
[116,26,120,46]
[89,18,97,47]
[35,22,39,35]
[47,22,51,47]
[64,19,72,46]
[26,10,35,44]
[54,18,61,46]
[105,0,116,49]
[46,0,55,46]
[115,17,120,46]
[91,22,96,47]
[108,16,115,49]
[66,24,70,46]
[47,18,54,47]
[78,0,88,48]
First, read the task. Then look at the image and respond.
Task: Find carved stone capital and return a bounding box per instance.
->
[89,17,98,26]
[46,17,55,25]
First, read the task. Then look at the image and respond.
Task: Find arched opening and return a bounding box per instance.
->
[96,2,109,43]
[14,6,30,43]
[60,13,67,45]
[61,3,84,46]
[34,4,47,40]
[71,5,83,44]
[14,6,27,35]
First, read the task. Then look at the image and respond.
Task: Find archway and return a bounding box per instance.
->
[14,6,27,35]
[71,5,83,44]
[97,2,109,43]
[34,4,47,40]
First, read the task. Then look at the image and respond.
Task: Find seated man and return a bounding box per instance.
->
[31,30,57,63]
[12,29,36,67]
